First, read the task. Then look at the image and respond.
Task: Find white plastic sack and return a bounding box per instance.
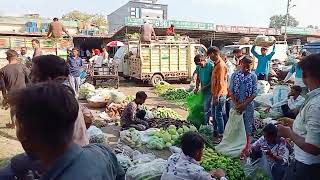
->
[87,125,104,137]
[215,109,246,157]
[109,91,126,104]
[125,158,167,180]
[273,85,290,104]
[257,80,271,95]
[254,93,273,107]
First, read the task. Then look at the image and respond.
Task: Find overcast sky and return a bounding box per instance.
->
[0,0,317,27]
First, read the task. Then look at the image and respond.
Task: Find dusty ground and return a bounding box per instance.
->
[0,81,188,167]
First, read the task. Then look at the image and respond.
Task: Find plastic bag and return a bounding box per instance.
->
[116,154,133,171]
[254,93,273,107]
[272,85,290,104]
[125,158,167,180]
[243,153,273,180]
[132,150,156,164]
[215,109,246,157]
[186,92,205,129]
[257,80,270,95]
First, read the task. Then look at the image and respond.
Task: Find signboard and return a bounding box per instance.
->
[281,26,320,36]
[125,17,215,31]
[216,25,281,35]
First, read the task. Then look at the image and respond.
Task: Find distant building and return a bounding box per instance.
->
[107,0,168,35]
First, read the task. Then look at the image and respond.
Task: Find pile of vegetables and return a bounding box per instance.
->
[125,158,167,180]
[148,118,190,129]
[154,81,174,95]
[201,148,245,180]
[161,89,190,101]
[146,125,197,150]
[79,83,95,100]
[120,128,143,148]
[153,108,182,119]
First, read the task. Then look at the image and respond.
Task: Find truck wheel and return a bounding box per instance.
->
[150,74,163,86]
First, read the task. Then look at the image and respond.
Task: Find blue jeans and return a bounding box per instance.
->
[213,96,226,134]
[203,90,212,125]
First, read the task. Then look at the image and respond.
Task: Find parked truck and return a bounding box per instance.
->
[114,36,207,86]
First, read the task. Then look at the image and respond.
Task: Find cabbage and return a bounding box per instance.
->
[168,128,177,135]
[189,125,197,132]
[163,132,171,143]
[79,83,95,100]
[110,91,126,103]
[177,128,184,134]
[165,142,172,148]
[182,125,190,133]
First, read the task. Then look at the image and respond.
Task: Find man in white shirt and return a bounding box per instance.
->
[268,85,305,118]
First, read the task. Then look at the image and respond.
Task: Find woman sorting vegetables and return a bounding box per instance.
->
[277,54,320,180]
[120,91,149,131]
[161,132,227,180]
[228,56,258,157]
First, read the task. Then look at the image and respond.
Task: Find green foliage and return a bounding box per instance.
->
[269,14,299,28]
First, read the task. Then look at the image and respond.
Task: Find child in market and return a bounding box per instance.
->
[229,56,258,157]
[120,91,149,131]
[250,123,289,180]
[161,131,227,180]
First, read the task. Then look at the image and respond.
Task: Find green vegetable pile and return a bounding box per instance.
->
[154,81,175,95]
[153,108,182,119]
[161,89,190,101]
[120,128,143,148]
[146,125,197,150]
[201,148,245,180]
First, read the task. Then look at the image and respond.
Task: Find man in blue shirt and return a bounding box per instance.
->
[251,44,276,80]
[0,83,125,180]
[67,48,83,94]
[193,54,214,124]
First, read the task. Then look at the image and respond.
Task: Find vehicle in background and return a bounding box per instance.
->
[221,42,288,69]
[303,41,320,54]
[114,36,207,86]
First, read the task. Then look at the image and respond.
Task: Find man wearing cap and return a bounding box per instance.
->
[251,44,276,80]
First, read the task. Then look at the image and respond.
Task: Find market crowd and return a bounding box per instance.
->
[0,19,319,180]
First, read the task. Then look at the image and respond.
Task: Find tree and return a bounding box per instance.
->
[62,10,107,26]
[269,15,299,29]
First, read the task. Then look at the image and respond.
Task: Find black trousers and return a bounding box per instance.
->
[283,160,320,180]
[281,104,296,119]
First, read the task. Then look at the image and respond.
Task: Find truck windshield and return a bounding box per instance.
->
[114,46,127,60]
[221,46,240,57]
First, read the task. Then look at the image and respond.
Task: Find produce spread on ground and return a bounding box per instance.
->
[77,78,291,180]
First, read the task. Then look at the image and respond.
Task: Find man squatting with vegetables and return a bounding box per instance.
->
[120,91,149,131]
[250,123,290,180]
[0,83,125,180]
[228,56,257,157]
[193,54,214,125]
[208,47,228,143]
[161,131,227,180]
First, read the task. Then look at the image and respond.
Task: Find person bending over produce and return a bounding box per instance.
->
[250,124,290,180]
[193,54,214,125]
[229,56,257,156]
[266,85,305,119]
[161,131,227,180]
[120,91,149,131]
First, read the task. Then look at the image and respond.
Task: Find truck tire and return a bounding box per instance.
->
[150,74,164,86]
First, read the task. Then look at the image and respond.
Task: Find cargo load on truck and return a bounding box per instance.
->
[114,36,207,86]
